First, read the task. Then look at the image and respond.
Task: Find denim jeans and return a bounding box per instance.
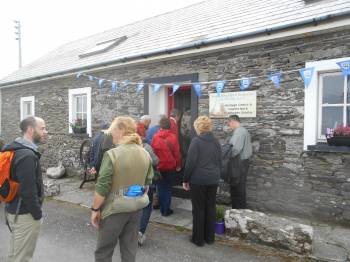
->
[157,171,175,215]
[139,187,154,234]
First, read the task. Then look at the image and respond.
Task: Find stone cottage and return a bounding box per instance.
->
[1,0,350,226]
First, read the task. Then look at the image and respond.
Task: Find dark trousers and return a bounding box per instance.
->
[190,184,218,246]
[95,211,141,262]
[157,171,175,215]
[139,187,154,234]
[230,159,250,209]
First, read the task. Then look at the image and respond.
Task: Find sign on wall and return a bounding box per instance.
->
[209,91,257,118]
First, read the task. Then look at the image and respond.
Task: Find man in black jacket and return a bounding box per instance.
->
[4,116,47,262]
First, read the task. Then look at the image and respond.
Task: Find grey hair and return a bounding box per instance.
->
[140,115,152,121]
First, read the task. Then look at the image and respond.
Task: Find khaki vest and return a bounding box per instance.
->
[101,143,153,219]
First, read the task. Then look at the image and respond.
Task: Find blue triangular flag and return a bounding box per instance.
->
[299,67,314,88]
[240,78,251,90]
[136,83,145,93]
[152,84,162,93]
[98,79,105,89]
[76,72,83,79]
[88,75,94,81]
[336,60,350,77]
[193,83,202,97]
[170,83,181,96]
[111,81,117,93]
[268,72,281,88]
[215,80,226,96]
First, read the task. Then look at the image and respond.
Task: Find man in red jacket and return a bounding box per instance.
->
[152,117,181,216]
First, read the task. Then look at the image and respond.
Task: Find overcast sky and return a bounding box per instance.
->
[0,0,203,79]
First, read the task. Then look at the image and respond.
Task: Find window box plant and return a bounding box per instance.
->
[326,126,350,146]
[70,119,87,134]
[215,205,225,235]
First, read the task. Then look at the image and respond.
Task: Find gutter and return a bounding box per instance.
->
[1,10,350,88]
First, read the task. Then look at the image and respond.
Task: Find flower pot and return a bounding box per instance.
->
[72,127,87,134]
[215,220,225,235]
[326,136,350,146]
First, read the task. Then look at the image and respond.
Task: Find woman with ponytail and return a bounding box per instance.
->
[91,116,154,262]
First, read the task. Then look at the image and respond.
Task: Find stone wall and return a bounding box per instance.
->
[1,29,350,225]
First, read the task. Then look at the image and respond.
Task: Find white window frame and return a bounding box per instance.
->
[20,96,35,120]
[68,87,91,137]
[304,56,350,150]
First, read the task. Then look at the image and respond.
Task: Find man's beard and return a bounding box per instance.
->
[33,131,43,144]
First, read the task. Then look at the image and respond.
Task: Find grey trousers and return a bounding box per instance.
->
[7,213,41,262]
[95,211,142,262]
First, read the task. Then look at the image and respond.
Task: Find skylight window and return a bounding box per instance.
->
[79,36,127,58]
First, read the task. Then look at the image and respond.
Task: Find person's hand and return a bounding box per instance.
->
[176,166,181,172]
[182,182,190,191]
[90,167,97,175]
[91,211,101,229]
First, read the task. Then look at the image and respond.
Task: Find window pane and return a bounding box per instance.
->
[24,101,32,116]
[82,95,87,112]
[347,106,350,126]
[321,107,343,135]
[322,74,344,104]
[76,96,82,113]
[347,76,350,103]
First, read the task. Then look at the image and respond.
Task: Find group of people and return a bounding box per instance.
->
[1,111,252,262]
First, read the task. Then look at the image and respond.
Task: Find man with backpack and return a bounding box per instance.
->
[1,116,47,262]
[227,115,252,209]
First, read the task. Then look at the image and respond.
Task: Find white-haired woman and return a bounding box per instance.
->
[91,116,153,262]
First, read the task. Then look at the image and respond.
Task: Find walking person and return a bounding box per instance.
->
[136,115,152,138]
[183,116,221,247]
[151,117,181,216]
[91,116,154,262]
[137,132,159,245]
[227,115,252,209]
[3,116,48,262]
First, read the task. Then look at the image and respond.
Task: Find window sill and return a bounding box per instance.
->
[307,143,350,153]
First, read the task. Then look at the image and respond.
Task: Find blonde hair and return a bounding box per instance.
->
[194,116,212,134]
[108,116,142,145]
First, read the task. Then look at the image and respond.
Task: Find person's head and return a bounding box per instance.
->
[194,116,212,135]
[100,122,110,131]
[159,117,171,130]
[108,116,142,145]
[140,115,152,128]
[20,116,47,144]
[170,108,181,122]
[227,115,241,130]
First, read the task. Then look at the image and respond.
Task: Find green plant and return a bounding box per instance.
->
[70,118,87,129]
[216,205,225,222]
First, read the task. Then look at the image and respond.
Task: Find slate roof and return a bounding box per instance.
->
[1,0,349,86]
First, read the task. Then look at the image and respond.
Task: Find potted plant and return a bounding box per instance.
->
[70,119,87,134]
[215,205,225,235]
[326,126,350,146]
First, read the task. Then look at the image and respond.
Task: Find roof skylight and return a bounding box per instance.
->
[79,36,127,58]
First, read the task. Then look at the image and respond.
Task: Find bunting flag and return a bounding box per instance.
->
[240,78,251,90]
[136,83,145,93]
[268,72,281,88]
[336,60,350,77]
[170,83,181,96]
[88,75,94,81]
[193,83,203,97]
[215,80,226,96]
[76,72,82,79]
[152,84,162,93]
[299,67,315,88]
[98,79,105,88]
[111,81,117,93]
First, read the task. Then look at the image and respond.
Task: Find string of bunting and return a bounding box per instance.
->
[76,59,350,97]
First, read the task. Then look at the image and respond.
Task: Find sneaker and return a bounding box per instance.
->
[138,232,146,246]
[161,209,174,217]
